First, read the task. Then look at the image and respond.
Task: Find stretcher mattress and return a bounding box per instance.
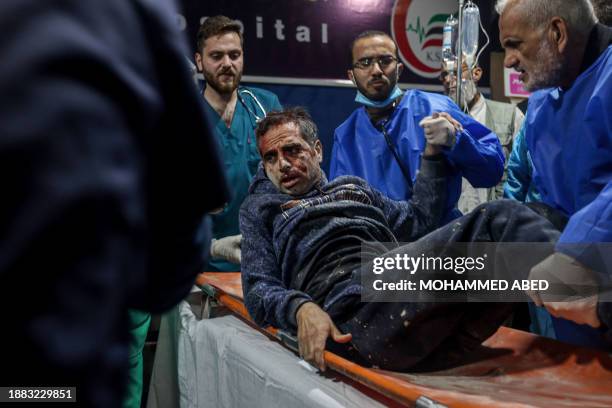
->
[197,272,612,408]
[147,292,391,407]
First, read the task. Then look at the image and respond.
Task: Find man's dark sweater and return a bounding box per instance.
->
[239,158,448,332]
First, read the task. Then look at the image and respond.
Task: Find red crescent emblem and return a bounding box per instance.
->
[392,0,439,75]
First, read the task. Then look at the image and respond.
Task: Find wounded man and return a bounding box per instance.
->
[239,107,581,373]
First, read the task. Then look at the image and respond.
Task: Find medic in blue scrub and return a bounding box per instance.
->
[330,31,505,223]
[195,16,281,271]
[498,0,612,349]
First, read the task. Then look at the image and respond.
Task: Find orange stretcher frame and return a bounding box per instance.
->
[196,272,612,408]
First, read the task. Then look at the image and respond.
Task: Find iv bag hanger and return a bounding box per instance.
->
[456,0,465,106]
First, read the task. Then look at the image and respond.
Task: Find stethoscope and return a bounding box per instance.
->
[237,87,267,125]
[192,60,267,125]
[199,77,267,143]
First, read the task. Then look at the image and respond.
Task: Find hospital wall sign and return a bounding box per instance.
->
[179,0,494,86]
[504,67,531,98]
[391,0,457,79]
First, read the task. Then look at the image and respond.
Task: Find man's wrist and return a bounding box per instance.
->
[423,144,443,157]
[288,298,313,328]
[295,301,316,320]
[419,153,447,177]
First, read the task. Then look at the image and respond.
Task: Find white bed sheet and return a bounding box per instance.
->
[147,295,384,408]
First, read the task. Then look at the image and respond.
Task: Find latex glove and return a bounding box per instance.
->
[210,234,242,265]
[527,252,601,328]
[419,112,462,148]
[296,302,352,372]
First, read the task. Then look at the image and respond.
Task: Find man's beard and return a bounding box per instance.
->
[204,69,242,95]
[524,40,564,91]
[356,80,389,101]
[357,71,397,101]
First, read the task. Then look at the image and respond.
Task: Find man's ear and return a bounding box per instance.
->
[259,151,269,177]
[396,62,404,78]
[314,140,323,163]
[348,69,356,85]
[194,52,203,72]
[472,66,483,83]
[550,17,568,53]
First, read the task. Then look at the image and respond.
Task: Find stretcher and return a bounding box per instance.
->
[196,272,612,408]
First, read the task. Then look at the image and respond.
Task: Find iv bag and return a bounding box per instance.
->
[462,1,479,67]
[442,14,458,70]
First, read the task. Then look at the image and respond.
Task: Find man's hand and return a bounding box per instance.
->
[296,302,352,371]
[210,234,242,264]
[528,252,601,327]
[419,112,462,148]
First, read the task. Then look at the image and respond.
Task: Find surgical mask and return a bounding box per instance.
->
[355,85,403,108]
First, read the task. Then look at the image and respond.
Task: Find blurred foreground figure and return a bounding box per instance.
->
[0,0,228,405]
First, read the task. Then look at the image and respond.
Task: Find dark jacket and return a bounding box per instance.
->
[240,158,448,332]
[0,0,228,405]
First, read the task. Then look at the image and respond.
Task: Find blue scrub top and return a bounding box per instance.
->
[526,46,612,269]
[330,90,505,223]
[526,46,612,348]
[204,86,281,272]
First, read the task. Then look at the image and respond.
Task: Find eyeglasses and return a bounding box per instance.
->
[352,55,397,70]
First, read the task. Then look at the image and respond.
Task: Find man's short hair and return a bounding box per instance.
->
[349,30,398,65]
[196,15,243,53]
[495,0,597,35]
[255,107,319,148]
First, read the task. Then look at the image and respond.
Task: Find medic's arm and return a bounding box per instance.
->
[556,180,612,329]
[556,180,612,273]
[503,123,531,202]
[441,103,505,188]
